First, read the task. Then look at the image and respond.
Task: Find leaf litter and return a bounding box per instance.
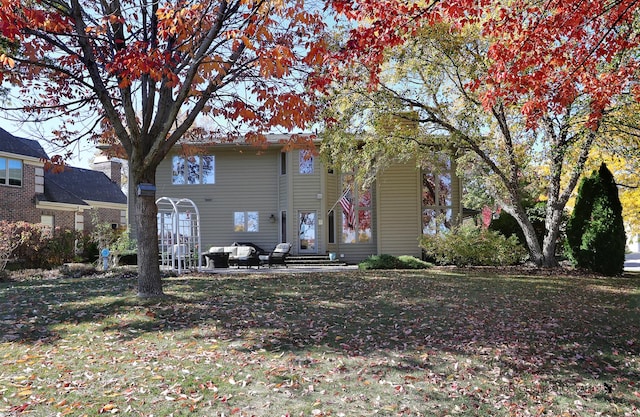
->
[0,269,638,416]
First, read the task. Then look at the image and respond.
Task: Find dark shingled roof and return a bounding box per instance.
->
[0,127,49,159]
[42,166,127,205]
[37,173,89,207]
[1,127,126,206]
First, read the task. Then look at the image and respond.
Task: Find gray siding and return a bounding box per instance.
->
[451,160,463,223]
[156,147,282,251]
[154,142,463,263]
[325,169,339,252]
[278,151,290,245]
[291,150,324,254]
[376,162,423,258]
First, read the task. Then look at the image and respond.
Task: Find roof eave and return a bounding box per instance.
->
[0,151,45,165]
[35,201,90,211]
[83,200,128,210]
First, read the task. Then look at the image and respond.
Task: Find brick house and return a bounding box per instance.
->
[0,128,127,232]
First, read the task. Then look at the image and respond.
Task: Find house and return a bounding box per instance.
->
[0,128,127,232]
[154,135,462,264]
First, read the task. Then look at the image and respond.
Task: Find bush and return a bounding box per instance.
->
[358,254,431,270]
[76,232,99,262]
[0,221,35,272]
[110,229,137,267]
[565,163,626,276]
[420,223,527,266]
[42,228,80,266]
[397,255,432,269]
[9,223,81,269]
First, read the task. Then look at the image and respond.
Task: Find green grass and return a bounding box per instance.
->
[1,268,639,416]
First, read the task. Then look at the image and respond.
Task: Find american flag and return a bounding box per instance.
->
[339,193,356,229]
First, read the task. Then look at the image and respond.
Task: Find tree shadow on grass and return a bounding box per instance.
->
[1,270,639,395]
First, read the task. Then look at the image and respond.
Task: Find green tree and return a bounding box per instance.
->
[318,22,615,267]
[566,163,626,275]
[587,103,640,239]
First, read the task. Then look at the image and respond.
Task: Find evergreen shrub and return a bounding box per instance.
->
[358,254,431,270]
[565,163,626,276]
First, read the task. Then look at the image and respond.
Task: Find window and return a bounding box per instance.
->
[280,152,287,175]
[340,174,372,244]
[234,211,259,232]
[422,155,455,235]
[299,211,317,251]
[299,150,314,174]
[328,210,335,244]
[172,155,215,185]
[40,215,54,237]
[0,157,23,186]
[280,211,287,242]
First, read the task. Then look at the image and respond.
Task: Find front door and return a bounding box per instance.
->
[298,211,317,253]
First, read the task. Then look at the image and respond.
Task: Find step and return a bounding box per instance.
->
[287,255,348,266]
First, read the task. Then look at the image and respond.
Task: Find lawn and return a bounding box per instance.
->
[0,268,639,416]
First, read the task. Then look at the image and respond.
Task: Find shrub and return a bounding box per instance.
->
[397,255,432,269]
[77,232,99,262]
[358,254,431,270]
[565,163,626,276]
[10,224,81,269]
[44,228,80,266]
[420,223,527,266]
[359,254,401,270]
[0,221,34,272]
[90,214,136,268]
[110,229,137,267]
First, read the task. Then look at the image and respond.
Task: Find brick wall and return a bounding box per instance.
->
[82,207,126,234]
[91,159,122,187]
[47,210,75,231]
[1,162,126,233]
[0,163,41,223]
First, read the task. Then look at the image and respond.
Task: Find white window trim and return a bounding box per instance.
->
[0,156,23,187]
[234,211,259,233]
[172,155,215,185]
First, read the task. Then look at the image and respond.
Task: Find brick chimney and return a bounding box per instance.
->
[91,155,122,187]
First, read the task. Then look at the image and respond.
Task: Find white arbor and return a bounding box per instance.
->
[156,197,202,274]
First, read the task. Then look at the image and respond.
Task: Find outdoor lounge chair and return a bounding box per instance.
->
[262,242,291,268]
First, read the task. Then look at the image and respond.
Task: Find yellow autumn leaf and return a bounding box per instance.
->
[0,54,15,68]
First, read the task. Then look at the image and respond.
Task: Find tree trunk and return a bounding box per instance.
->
[541,202,564,268]
[506,205,545,266]
[131,167,163,298]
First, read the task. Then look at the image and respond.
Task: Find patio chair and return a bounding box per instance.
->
[263,242,291,268]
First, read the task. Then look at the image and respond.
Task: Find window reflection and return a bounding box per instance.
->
[172,155,215,185]
[340,174,372,244]
[299,150,314,174]
[422,155,455,235]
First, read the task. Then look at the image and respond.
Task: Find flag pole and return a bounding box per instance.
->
[328,186,351,214]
